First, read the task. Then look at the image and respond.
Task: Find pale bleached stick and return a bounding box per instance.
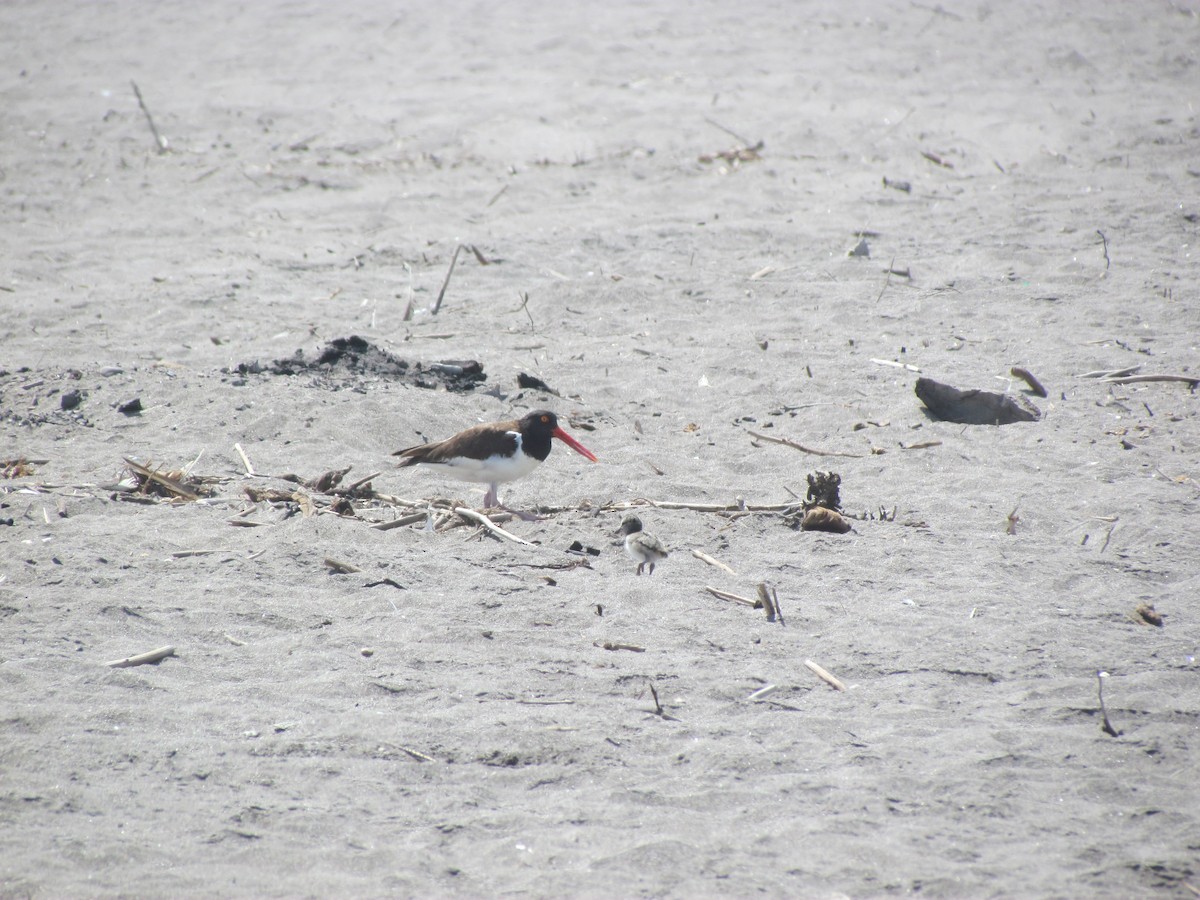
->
[704,585,757,606]
[1104,374,1200,386]
[746,430,864,459]
[454,507,534,545]
[804,659,846,692]
[234,443,255,476]
[747,684,778,701]
[870,358,921,372]
[1078,365,1140,378]
[370,512,429,530]
[693,550,737,575]
[106,645,176,668]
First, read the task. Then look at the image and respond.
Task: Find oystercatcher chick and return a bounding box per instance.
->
[393,410,597,517]
[619,515,668,575]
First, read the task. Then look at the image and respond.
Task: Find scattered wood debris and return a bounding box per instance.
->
[121,458,215,501]
[1,458,38,478]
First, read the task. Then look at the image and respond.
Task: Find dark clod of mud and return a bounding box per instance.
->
[231,336,486,391]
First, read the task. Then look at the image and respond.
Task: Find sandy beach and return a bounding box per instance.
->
[2,1,1199,896]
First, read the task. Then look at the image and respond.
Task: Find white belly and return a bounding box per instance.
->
[424,448,542,485]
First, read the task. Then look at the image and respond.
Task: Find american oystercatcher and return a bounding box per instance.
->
[618,515,668,575]
[394,410,597,512]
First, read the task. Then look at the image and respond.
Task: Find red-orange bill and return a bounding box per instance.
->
[553,426,598,462]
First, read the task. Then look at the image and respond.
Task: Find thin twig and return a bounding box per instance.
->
[693,550,737,575]
[106,645,176,668]
[875,256,895,303]
[1096,229,1110,271]
[1104,374,1199,386]
[454,507,534,545]
[431,244,465,315]
[704,585,757,606]
[131,80,168,154]
[703,116,753,147]
[747,430,864,459]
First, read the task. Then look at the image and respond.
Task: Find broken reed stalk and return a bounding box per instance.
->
[453,507,534,545]
[130,80,168,153]
[106,645,176,668]
[431,244,465,315]
[324,557,361,574]
[692,549,737,575]
[746,430,864,459]
[804,659,846,692]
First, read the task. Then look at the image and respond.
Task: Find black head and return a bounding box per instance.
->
[517,410,598,464]
[619,515,644,536]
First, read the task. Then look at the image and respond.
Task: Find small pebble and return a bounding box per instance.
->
[360,647,374,657]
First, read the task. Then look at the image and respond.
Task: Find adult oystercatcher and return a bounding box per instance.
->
[394,410,597,512]
[618,515,668,575]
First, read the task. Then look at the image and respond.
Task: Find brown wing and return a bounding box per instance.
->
[393,420,520,467]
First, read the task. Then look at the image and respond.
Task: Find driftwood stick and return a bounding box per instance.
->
[454,507,534,545]
[704,585,758,607]
[234,443,255,476]
[1078,365,1140,379]
[1103,374,1200,386]
[370,512,429,530]
[693,550,737,575]
[871,358,921,372]
[130,80,168,153]
[431,244,465,315]
[747,430,864,459]
[595,641,646,652]
[106,645,176,668]
[1010,366,1048,397]
[324,557,361,574]
[804,659,847,692]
